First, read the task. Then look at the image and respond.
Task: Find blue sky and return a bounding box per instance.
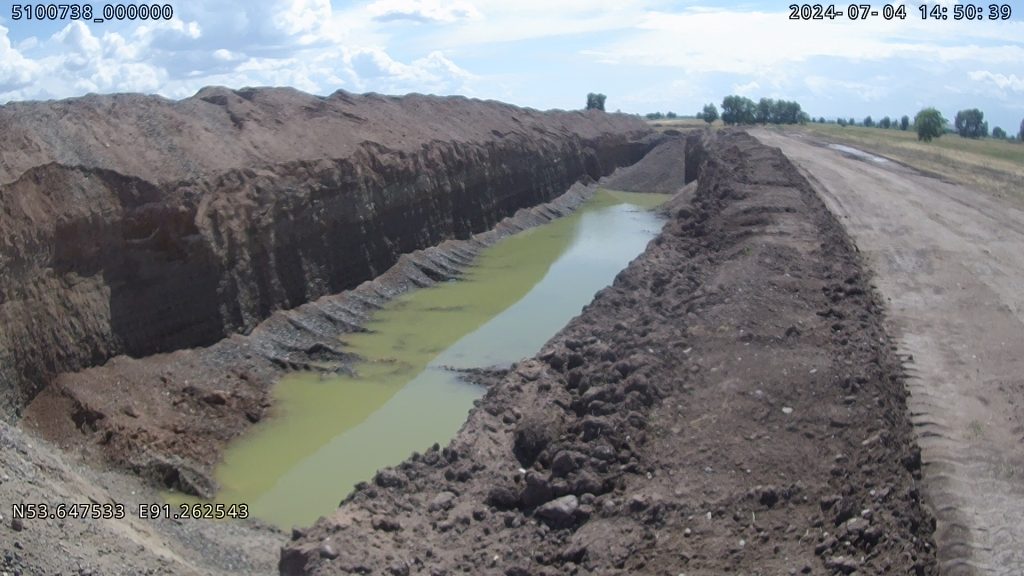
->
[1,1,1022,131]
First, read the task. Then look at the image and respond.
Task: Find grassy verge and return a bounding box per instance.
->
[791,123,1024,204]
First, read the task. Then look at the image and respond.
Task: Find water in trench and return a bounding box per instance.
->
[200,189,667,528]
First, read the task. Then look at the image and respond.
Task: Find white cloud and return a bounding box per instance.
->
[344,48,474,93]
[733,80,760,97]
[0,25,37,92]
[368,0,482,23]
[968,70,1024,96]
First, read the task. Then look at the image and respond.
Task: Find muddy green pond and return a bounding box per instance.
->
[200,190,667,528]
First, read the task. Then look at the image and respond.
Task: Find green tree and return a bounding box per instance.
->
[954,108,987,138]
[666,111,677,119]
[992,126,1007,139]
[701,103,719,124]
[914,108,946,142]
[1019,118,1023,141]
[879,116,892,129]
[863,116,874,127]
[900,115,910,130]
[756,98,773,124]
[586,93,606,111]
[645,112,664,120]
[721,95,756,125]
[837,118,847,127]
[849,117,856,126]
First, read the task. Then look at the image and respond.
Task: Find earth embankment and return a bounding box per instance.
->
[0,89,653,418]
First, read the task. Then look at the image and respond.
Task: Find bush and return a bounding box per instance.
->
[586,93,606,111]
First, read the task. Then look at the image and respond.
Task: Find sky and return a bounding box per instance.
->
[1,0,1022,132]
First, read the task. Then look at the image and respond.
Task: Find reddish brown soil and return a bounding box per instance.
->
[278,131,936,575]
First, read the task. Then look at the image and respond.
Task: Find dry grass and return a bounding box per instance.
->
[646,118,715,131]
[791,123,1024,204]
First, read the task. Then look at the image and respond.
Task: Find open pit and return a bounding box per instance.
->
[1,91,935,576]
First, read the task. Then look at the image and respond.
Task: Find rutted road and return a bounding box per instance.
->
[754,129,1024,575]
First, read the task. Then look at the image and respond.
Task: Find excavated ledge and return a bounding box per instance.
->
[0,88,654,418]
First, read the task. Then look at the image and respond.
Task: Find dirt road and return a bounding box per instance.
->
[754,129,1024,575]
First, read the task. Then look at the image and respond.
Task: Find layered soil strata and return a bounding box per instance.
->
[0,88,653,417]
[279,131,936,575]
[22,133,689,499]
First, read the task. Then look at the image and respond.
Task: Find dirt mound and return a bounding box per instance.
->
[279,130,935,575]
[0,88,654,418]
[600,133,693,193]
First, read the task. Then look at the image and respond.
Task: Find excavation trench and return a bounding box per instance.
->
[196,190,668,528]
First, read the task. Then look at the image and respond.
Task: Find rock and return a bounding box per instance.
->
[825,555,860,574]
[520,472,553,508]
[571,470,604,496]
[11,518,24,532]
[202,391,229,406]
[429,491,457,512]
[845,517,870,537]
[485,486,519,510]
[513,414,559,466]
[318,543,339,559]
[814,537,837,555]
[388,561,410,576]
[371,517,402,532]
[581,416,613,441]
[536,495,579,528]
[550,450,584,477]
[375,468,407,489]
[515,361,543,381]
[756,485,780,508]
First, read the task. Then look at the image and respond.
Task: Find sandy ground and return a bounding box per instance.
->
[753,128,1024,575]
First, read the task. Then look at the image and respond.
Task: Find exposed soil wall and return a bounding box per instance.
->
[278,130,936,575]
[22,136,686,498]
[0,89,653,417]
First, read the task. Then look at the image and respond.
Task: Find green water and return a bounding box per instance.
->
[203,190,667,528]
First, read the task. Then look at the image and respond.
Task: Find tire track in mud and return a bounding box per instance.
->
[754,128,1024,575]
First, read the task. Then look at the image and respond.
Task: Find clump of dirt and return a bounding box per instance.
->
[279,130,935,575]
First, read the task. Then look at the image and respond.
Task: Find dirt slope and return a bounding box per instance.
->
[281,130,935,575]
[1,418,282,576]
[754,128,1024,575]
[0,88,653,419]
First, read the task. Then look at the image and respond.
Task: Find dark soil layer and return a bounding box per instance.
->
[0,88,652,418]
[280,130,936,575]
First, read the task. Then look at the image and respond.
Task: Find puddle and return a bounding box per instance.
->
[828,143,890,164]
[194,189,667,528]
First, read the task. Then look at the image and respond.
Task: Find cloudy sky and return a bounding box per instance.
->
[1,0,1022,131]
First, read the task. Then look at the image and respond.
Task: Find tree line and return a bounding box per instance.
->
[695,96,810,125]
[829,107,1021,143]
[590,92,1024,145]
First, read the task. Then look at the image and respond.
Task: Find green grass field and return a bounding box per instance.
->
[792,123,1024,203]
